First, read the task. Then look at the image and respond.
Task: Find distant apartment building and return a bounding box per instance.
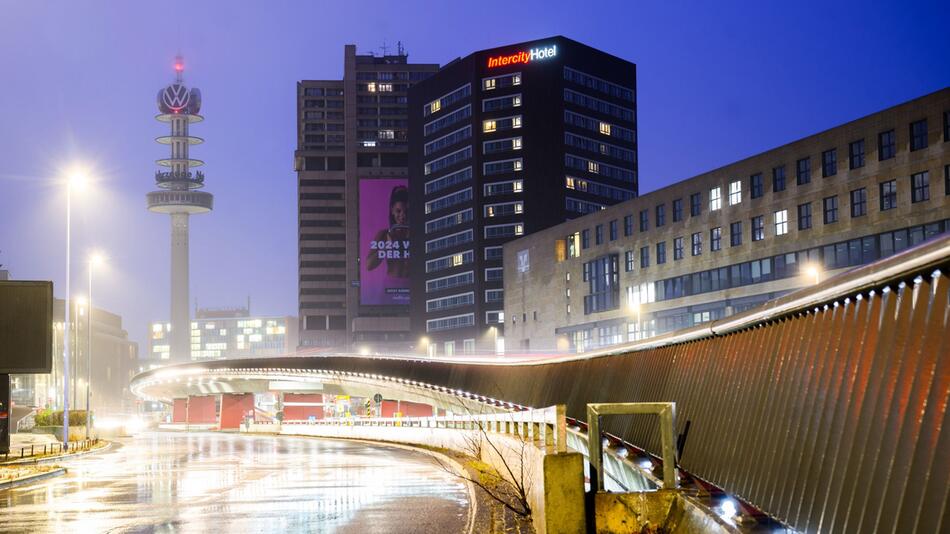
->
[408,36,638,356]
[295,44,438,351]
[504,88,950,352]
[149,307,297,361]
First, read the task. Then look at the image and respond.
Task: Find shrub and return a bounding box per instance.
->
[34,410,89,427]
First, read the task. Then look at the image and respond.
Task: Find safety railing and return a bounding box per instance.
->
[15,410,36,433]
[1,438,100,462]
[281,405,568,454]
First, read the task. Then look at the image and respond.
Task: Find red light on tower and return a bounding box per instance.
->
[174,62,184,72]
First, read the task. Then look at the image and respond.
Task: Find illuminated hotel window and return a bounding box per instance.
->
[430,100,441,114]
[483,120,496,133]
[205,323,215,329]
[599,122,611,135]
[378,83,393,92]
[378,130,395,139]
[152,324,163,333]
[367,82,377,92]
[588,161,599,173]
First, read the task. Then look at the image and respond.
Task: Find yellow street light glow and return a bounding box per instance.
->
[68,171,88,191]
[803,264,822,284]
[89,252,105,266]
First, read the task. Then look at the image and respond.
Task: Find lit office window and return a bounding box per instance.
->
[774,209,788,235]
[728,180,742,205]
[709,187,722,211]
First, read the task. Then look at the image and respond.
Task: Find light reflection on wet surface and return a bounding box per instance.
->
[0,432,469,533]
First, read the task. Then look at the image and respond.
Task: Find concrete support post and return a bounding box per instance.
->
[542,453,586,534]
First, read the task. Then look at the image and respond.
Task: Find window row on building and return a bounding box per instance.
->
[568,166,948,253]
[615,219,949,309]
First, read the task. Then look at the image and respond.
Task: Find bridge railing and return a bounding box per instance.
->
[283,404,569,454]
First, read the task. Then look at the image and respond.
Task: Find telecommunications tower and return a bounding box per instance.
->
[146,56,213,362]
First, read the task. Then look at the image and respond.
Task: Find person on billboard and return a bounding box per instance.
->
[366,185,410,278]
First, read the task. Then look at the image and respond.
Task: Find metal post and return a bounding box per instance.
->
[0,374,9,455]
[85,262,92,440]
[63,184,72,451]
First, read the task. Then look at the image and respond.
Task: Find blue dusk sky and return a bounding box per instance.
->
[1,0,948,350]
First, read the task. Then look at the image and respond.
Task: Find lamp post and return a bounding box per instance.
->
[804,264,822,285]
[63,171,86,449]
[85,253,104,439]
[630,301,642,341]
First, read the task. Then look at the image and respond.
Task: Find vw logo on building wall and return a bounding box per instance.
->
[158,84,201,115]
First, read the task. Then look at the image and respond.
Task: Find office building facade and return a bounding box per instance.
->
[295,45,438,350]
[149,306,297,361]
[409,36,638,356]
[12,298,139,413]
[504,88,950,352]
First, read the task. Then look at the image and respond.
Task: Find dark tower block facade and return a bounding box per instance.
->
[147,56,213,363]
[296,45,438,351]
[409,36,637,356]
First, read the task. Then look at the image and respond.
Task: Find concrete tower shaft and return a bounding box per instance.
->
[147,56,213,363]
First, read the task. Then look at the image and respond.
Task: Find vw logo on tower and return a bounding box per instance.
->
[161,84,190,112]
[157,82,201,115]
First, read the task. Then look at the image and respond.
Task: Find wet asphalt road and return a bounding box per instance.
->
[0,432,470,533]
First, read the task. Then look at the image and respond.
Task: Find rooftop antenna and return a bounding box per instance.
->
[379,40,390,57]
[397,41,406,56]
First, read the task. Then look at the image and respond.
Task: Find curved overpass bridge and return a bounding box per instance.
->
[132,235,950,534]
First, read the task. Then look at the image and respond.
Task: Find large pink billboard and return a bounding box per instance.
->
[359,178,410,305]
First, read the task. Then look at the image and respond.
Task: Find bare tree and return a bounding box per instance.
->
[431,397,534,518]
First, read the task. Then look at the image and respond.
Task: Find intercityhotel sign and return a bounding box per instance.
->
[487,44,557,68]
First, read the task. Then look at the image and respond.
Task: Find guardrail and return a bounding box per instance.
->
[282,405,568,454]
[2,438,100,462]
[15,410,36,433]
[276,406,660,494]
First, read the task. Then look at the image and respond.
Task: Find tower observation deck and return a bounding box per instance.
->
[147,56,213,362]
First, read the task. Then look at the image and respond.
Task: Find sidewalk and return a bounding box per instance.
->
[10,432,58,449]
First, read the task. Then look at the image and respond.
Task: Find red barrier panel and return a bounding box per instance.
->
[186,395,217,424]
[380,400,433,417]
[172,398,187,423]
[220,393,254,429]
[283,393,324,420]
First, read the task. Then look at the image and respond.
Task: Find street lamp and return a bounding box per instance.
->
[85,252,104,439]
[803,264,822,285]
[63,170,87,450]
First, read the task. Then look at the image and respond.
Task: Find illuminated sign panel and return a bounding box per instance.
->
[487,44,557,68]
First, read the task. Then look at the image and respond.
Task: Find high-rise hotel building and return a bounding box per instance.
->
[409,36,637,355]
[295,45,438,350]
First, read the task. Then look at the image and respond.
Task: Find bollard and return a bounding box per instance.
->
[31,444,34,456]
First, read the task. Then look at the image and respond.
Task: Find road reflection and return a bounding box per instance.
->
[0,432,470,533]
